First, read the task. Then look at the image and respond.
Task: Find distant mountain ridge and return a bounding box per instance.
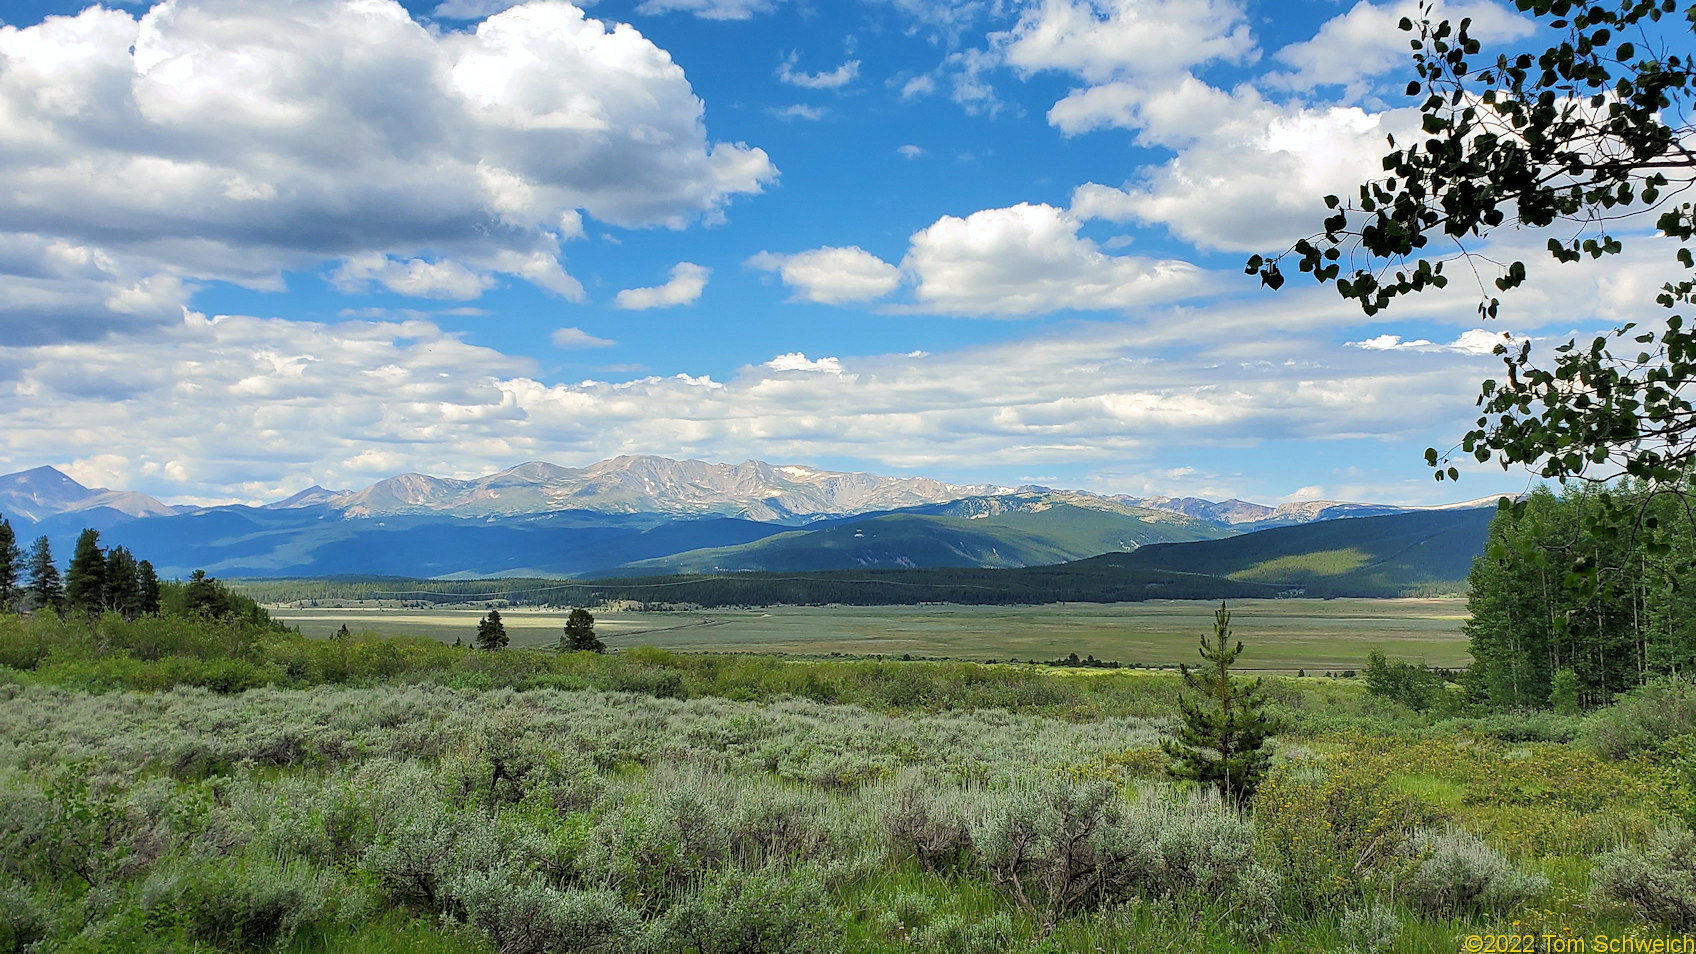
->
[0,458,1505,582]
[0,466,177,525]
[266,456,1016,523]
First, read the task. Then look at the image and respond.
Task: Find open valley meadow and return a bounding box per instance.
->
[270,598,1471,671]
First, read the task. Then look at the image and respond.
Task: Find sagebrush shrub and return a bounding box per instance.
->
[1590,827,1696,931]
[1585,678,1696,761]
[139,854,341,950]
[971,776,1276,922]
[444,868,637,954]
[1398,827,1548,915]
[638,864,839,954]
[1338,901,1400,953]
[0,876,50,953]
[880,775,977,874]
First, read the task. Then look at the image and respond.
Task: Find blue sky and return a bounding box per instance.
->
[0,0,1656,506]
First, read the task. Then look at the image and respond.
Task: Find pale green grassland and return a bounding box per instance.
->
[271,597,1471,671]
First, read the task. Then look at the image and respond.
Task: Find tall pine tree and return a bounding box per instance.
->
[561,608,605,653]
[64,528,107,616]
[105,546,141,619]
[137,560,161,616]
[0,517,18,611]
[475,609,508,651]
[26,536,63,616]
[1162,602,1277,804]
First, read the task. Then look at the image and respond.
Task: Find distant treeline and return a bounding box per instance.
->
[230,557,1433,609]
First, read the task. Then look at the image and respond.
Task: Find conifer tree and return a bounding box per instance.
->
[26,536,63,616]
[561,607,605,653]
[184,569,234,618]
[136,561,161,616]
[1162,602,1277,804]
[475,609,508,651]
[64,528,106,615]
[0,517,18,611]
[104,546,140,619]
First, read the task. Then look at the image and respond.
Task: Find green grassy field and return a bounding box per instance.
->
[270,597,1470,671]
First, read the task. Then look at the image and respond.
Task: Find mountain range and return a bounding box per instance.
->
[0,457,1503,582]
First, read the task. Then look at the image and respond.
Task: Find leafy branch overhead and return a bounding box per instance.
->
[1249,0,1696,489]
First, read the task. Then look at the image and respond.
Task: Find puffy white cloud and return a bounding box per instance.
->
[1064,81,1419,251]
[1000,0,1257,83]
[330,255,496,300]
[551,326,616,348]
[902,203,1205,314]
[0,303,1525,503]
[1349,329,1512,355]
[614,262,710,310]
[777,54,860,89]
[766,353,845,373]
[0,234,195,344]
[897,144,925,159]
[0,0,774,340]
[1270,1,1532,94]
[747,246,903,304]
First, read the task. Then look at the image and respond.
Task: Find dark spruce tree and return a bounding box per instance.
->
[104,546,141,619]
[137,560,161,616]
[1162,602,1277,804]
[561,607,605,653]
[0,517,18,611]
[476,609,508,651]
[26,536,63,616]
[184,569,236,618]
[64,528,108,616]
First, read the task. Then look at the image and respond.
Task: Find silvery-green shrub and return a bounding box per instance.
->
[971,778,1276,921]
[138,853,340,949]
[443,868,636,954]
[1339,901,1401,953]
[1399,827,1549,914]
[638,864,839,954]
[880,774,978,874]
[0,877,50,953]
[1590,827,1696,930]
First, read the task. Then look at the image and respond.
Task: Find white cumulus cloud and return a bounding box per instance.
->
[614,263,711,310]
[747,247,903,304]
[777,53,860,89]
[901,203,1205,315]
[551,326,617,348]
[999,0,1258,83]
[1063,80,1420,251]
[0,0,773,340]
[1270,0,1533,94]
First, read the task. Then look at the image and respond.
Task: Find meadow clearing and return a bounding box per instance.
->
[269,597,1472,672]
[1,599,1690,954]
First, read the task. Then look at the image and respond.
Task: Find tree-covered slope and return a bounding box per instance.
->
[609,495,1230,574]
[1104,507,1495,596]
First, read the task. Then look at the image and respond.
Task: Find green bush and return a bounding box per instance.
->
[138,854,342,950]
[1338,900,1400,953]
[445,870,637,954]
[880,776,977,875]
[1397,827,1548,915]
[0,877,50,953]
[1585,678,1696,761]
[1590,827,1696,931]
[971,777,1276,923]
[639,864,839,954]
[1254,757,1423,911]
